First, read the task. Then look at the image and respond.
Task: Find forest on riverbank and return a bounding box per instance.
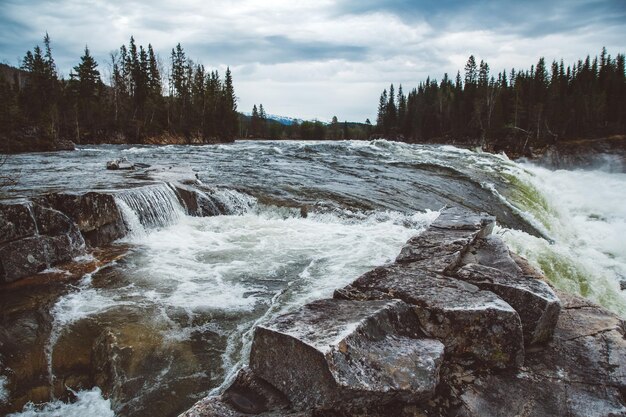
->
[374,48,626,155]
[0,34,238,152]
[1,36,624,154]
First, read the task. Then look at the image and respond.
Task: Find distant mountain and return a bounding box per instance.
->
[266,114,304,126]
[241,112,305,126]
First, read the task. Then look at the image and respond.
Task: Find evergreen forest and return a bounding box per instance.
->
[375,49,625,153]
[0,34,238,148]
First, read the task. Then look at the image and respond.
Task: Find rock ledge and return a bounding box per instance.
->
[181,207,626,417]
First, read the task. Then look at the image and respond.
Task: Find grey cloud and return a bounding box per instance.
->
[335,0,626,38]
[187,35,370,66]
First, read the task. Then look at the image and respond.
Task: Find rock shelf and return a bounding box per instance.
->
[2,190,624,417]
[181,207,626,417]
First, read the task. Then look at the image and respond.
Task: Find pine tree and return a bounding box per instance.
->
[251,104,260,137]
[69,46,102,141]
[221,67,238,140]
[376,89,387,133]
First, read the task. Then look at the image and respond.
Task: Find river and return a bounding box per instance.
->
[1,140,624,417]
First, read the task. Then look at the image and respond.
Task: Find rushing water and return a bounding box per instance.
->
[1,140,625,417]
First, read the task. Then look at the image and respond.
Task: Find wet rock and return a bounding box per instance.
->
[0,236,49,281]
[343,266,524,369]
[106,158,134,170]
[455,263,561,345]
[181,368,293,417]
[250,299,445,411]
[461,235,521,276]
[619,275,626,291]
[431,206,495,235]
[0,203,86,282]
[90,317,210,417]
[170,183,221,217]
[0,281,64,414]
[395,208,495,273]
[0,202,36,243]
[33,205,86,258]
[457,291,626,417]
[39,192,126,247]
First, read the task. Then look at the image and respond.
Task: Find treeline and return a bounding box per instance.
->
[241,106,373,140]
[0,34,238,147]
[376,48,626,154]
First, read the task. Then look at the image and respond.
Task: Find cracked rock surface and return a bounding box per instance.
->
[181,207,625,417]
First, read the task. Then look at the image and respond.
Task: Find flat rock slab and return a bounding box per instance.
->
[395,208,495,273]
[396,228,479,273]
[430,206,495,234]
[249,299,445,411]
[341,266,524,369]
[455,263,560,345]
[461,235,521,276]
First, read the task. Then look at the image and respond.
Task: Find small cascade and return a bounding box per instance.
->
[114,184,186,236]
[196,188,258,216]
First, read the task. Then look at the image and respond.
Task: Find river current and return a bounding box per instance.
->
[1,140,624,417]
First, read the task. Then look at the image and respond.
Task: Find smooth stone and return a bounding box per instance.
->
[249,299,445,411]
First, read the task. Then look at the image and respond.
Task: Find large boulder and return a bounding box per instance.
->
[0,236,49,280]
[38,192,127,247]
[338,266,524,369]
[0,202,36,242]
[249,299,445,412]
[457,291,626,417]
[0,202,86,282]
[455,235,561,345]
[455,263,561,345]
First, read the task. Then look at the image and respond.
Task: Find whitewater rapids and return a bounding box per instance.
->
[1,140,624,417]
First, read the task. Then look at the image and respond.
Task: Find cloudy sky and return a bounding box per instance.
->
[1,0,624,122]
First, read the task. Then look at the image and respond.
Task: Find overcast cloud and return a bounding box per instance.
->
[1,0,624,121]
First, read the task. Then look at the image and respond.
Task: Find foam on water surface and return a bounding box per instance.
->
[3,141,626,416]
[497,164,626,315]
[7,388,114,417]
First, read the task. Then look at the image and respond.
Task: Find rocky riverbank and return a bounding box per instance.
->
[181,208,626,417]
[1,177,624,416]
[530,135,626,172]
[0,132,237,154]
[0,177,252,416]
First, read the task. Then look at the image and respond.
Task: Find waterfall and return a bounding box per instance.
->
[114,184,186,237]
[196,188,257,216]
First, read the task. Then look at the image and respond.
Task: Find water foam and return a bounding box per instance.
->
[498,164,626,315]
[7,387,114,417]
[0,374,8,404]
